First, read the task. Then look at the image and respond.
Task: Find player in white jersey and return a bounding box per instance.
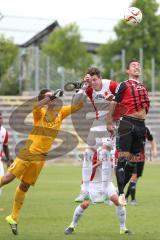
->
[0,113,11,211]
[64,142,133,235]
[75,139,116,203]
[73,67,118,201]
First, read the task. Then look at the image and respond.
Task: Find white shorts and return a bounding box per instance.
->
[89,181,117,203]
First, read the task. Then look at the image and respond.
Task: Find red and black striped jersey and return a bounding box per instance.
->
[114,79,150,115]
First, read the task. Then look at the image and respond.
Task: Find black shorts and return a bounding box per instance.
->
[116,116,146,155]
[133,161,145,177]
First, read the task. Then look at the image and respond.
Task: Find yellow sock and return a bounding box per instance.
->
[0,176,3,187]
[11,186,26,223]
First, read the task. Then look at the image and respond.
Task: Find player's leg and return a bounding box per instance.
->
[6,181,30,235]
[125,182,131,201]
[81,129,99,197]
[5,159,44,235]
[0,159,27,215]
[129,174,138,205]
[116,118,133,203]
[123,160,136,190]
[126,179,137,203]
[64,200,90,234]
[129,120,146,205]
[97,142,112,198]
[82,147,95,198]
[0,156,31,204]
[74,183,84,202]
[115,151,132,205]
[107,182,127,231]
[75,151,97,202]
[130,162,144,205]
[125,162,138,204]
[107,182,133,235]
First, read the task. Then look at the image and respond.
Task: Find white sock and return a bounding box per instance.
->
[116,206,126,230]
[71,205,85,228]
[82,149,93,192]
[99,149,112,194]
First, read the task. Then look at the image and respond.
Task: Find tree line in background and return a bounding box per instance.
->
[98,0,160,90]
[0,0,160,95]
[0,35,19,95]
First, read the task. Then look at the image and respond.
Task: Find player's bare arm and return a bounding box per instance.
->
[150,139,157,158]
[3,145,11,167]
[92,160,102,169]
[106,101,117,134]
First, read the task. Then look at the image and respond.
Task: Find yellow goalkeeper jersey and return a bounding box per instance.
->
[21,102,83,156]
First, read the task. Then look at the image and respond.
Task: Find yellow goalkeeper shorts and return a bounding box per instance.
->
[8,156,45,185]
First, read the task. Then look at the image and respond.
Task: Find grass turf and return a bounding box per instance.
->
[0,163,160,240]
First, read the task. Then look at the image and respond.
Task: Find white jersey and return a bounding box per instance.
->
[0,126,8,192]
[90,164,102,184]
[90,158,114,186]
[86,79,117,121]
[85,79,117,133]
[0,126,8,161]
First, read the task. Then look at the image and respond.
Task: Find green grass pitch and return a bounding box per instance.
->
[0,163,160,240]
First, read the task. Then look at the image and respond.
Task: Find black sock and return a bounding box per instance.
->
[125,182,132,199]
[116,157,128,195]
[130,182,136,200]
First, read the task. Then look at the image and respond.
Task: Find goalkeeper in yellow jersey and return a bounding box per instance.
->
[0,88,83,235]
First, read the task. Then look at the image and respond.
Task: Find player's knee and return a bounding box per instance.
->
[110,194,119,206]
[81,200,90,209]
[131,174,137,182]
[19,181,30,192]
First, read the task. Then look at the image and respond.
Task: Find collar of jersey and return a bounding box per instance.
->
[128,79,140,83]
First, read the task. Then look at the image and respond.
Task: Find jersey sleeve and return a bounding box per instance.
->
[32,100,43,122]
[3,130,8,146]
[109,80,118,94]
[114,82,127,103]
[146,126,153,141]
[61,102,83,120]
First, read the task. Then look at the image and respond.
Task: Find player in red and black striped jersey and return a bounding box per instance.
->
[107,59,150,206]
[125,126,157,205]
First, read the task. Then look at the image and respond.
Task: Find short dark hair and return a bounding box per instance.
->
[126,59,140,69]
[86,67,101,77]
[38,89,51,101]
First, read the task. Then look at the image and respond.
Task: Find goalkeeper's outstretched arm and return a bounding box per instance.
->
[72,88,87,105]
